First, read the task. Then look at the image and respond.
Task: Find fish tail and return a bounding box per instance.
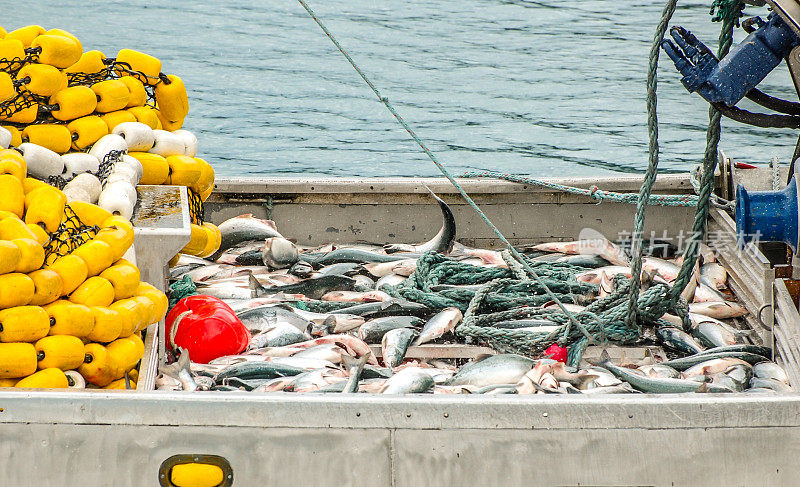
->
[342,353,369,375]
[160,347,192,380]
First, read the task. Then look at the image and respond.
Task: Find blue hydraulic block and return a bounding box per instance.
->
[735,177,799,252]
[662,12,800,106]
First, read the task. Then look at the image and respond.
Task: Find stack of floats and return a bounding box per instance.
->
[0,180,167,389]
[0,24,220,259]
[0,24,220,389]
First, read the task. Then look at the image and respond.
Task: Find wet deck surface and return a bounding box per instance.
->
[133,186,184,229]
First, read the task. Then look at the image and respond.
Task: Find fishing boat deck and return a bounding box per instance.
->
[5,171,800,486]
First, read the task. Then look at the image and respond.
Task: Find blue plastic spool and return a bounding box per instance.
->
[735,177,799,252]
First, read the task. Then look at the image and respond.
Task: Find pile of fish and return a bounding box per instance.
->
[159,198,793,395]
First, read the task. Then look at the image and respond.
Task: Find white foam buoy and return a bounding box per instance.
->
[19,143,65,179]
[101,180,138,205]
[148,130,185,157]
[61,153,100,180]
[64,173,102,203]
[98,188,135,220]
[0,126,12,149]
[172,129,198,157]
[88,134,128,162]
[119,154,144,182]
[104,169,138,187]
[113,122,155,152]
[63,186,92,204]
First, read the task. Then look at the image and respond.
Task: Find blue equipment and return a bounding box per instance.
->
[663,1,800,251]
[662,12,800,106]
[736,177,799,251]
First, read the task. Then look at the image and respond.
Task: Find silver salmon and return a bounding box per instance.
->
[380,367,435,394]
[413,307,462,346]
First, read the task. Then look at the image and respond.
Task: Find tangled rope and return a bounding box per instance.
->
[461,170,701,207]
[168,275,198,309]
[385,252,596,313]
[378,253,689,364]
[690,164,735,209]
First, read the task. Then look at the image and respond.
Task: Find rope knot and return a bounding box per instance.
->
[710,0,744,26]
[588,185,602,203]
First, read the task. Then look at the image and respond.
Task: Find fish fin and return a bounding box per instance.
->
[641,269,658,290]
[575,373,600,389]
[695,382,709,393]
[472,353,494,363]
[639,348,656,366]
[249,273,267,297]
[322,315,338,334]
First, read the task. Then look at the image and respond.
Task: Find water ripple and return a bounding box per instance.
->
[6,1,797,177]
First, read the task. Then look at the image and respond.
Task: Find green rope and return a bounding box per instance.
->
[453,273,683,357]
[628,0,743,327]
[627,0,678,328]
[168,275,198,310]
[382,253,695,358]
[289,300,309,311]
[293,300,356,313]
[385,253,596,313]
[461,170,700,207]
[567,337,589,368]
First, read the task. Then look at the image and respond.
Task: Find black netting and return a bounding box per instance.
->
[97,149,125,183]
[187,188,204,225]
[22,48,40,65]
[46,174,68,190]
[0,50,38,75]
[0,92,39,119]
[0,57,27,74]
[43,204,99,264]
[67,67,114,87]
[45,148,125,190]
[66,60,163,104]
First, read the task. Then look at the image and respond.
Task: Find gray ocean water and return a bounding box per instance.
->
[8,1,799,177]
